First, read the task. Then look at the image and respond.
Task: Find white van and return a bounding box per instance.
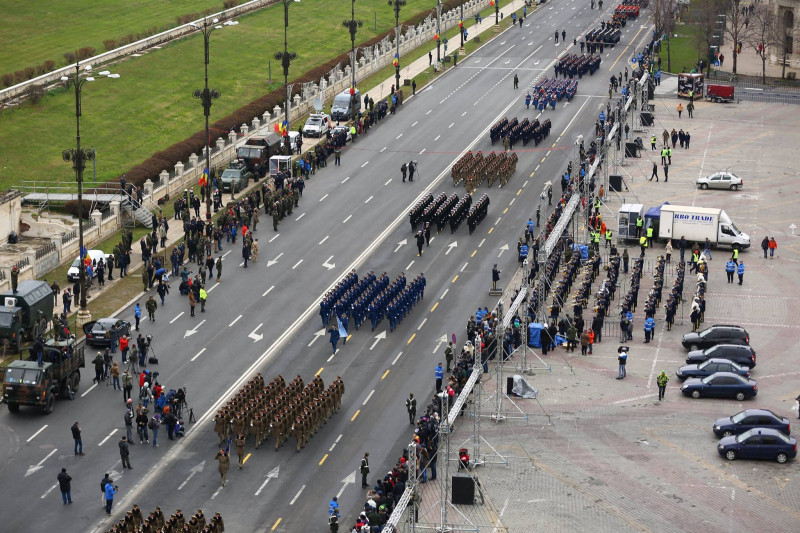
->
[66,249,111,281]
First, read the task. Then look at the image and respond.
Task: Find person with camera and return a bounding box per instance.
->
[104,479,118,515]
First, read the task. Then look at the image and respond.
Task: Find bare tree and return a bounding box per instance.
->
[745,3,781,82]
[723,0,755,74]
[651,0,677,71]
[688,0,727,74]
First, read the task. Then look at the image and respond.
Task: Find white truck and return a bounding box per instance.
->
[657,205,750,249]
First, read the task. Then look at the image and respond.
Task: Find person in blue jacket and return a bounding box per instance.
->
[328,325,340,355]
[643,314,655,343]
[435,363,444,394]
[737,261,745,285]
[725,260,736,283]
[104,481,117,515]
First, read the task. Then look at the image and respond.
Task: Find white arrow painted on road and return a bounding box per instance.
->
[267,252,283,267]
[337,470,357,498]
[322,256,336,270]
[178,460,206,490]
[26,448,57,477]
[445,241,458,255]
[248,323,264,342]
[505,60,511,64]
[394,239,408,253]
[308,328,326,347]
[255,466,280,496]
[498,243,509,257]
[432,334,448,355]
[184,319,206,338]
[370,330,387,350]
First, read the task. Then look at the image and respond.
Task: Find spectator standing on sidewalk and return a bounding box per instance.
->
[434,363,444,393]
[616,347,628,379]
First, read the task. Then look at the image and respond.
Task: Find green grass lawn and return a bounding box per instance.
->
[662,28,702,74]
[0,0,227,76]
[0,0,450,191]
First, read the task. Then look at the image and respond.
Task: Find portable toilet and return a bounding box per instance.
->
[618,204,644,240]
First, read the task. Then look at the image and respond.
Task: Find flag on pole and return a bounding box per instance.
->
[433,32,439,41]
[337,316,348,339]
[393,52,399,67]
[225,437,231,454]
[459,19,463,28]
[280,120,288,136]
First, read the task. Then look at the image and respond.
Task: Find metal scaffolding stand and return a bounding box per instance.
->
[468,337,510,470]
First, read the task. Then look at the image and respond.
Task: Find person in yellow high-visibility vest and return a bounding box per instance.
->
[646,226,654,247]
[639,235,648,256]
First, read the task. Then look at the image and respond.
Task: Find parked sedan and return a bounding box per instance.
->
[685,344,757,369]
[83,318,131,347]
[680,372,758,401]
[681,325,749,351]
[713,409,791,438]
[717,428,797,463]
[696,171,743,191]
[676,358,750,381]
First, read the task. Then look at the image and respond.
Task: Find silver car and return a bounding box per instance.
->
[697,171,743,191]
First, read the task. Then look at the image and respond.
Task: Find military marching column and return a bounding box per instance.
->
[213,373,344,454]
[102,505,224,533]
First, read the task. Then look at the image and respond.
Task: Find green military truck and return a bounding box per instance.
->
[0,280,54,352]
[3,337,85,414]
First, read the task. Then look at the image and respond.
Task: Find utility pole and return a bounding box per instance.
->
[342,0,363,122]
[275,0,299,155]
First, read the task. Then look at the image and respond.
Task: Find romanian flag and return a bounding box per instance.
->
[280,120,288,136]
[433,32,439,41]
[199,169,207,188]
[393,52,399,67]
[489,0,495,5]
[459,19,463,28]
[349,85,355,95]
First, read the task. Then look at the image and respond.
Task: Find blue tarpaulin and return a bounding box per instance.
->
[645,201,670,220]
[528,323,544,348]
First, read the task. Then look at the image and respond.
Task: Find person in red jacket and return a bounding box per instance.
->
[119,335,129,364]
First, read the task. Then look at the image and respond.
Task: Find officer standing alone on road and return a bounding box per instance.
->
[657,370,669,401]
[435,362,444,393]
[492,264,500,290]
[360,452,370,488]
[406,392,416,424]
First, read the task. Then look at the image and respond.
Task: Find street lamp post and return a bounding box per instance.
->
[493,0,500,27]
[343,0,363,122]
[459,1,465,50]
[388,0,407,93]
[61,63,119,328]
[191,17,237,220]
[275,0,300,155]
[436,0,442,64]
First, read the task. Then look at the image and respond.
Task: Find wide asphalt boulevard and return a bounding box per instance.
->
[0,1,654,530]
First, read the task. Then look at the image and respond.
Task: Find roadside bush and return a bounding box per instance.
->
[24,66,36,80]
[223,0,239,8]
[76,47,96,61]
[64,200,92,219]
[1,73,13,87]
[13,70,26,84]
[103,39,118,51]
[43,60,56,72]
[24,84,45,105]
[63,52,77,64]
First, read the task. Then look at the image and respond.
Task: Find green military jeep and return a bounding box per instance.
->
[3,337,85,414]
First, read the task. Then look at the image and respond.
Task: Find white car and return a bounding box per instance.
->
[302,113,331,138]
[697,171,743,191]
[331,125,352,143]
[279,131,301,154]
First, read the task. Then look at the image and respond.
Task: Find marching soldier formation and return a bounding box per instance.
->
[102,506,224,533]
[213,373,344,455]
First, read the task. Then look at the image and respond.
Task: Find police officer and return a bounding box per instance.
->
[405,392,416,425]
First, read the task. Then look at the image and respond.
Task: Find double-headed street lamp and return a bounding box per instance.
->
[343,0,363,122]
[492,0,499,26]
[275,0,300,156]
[388,0,407,93]
[61,63,119,327]
[191,17,238,220]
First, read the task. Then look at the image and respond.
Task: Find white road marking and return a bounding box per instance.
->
[434,135,441,141]
[40,483,58,500]
[380,146,387,152]
[290,485,306,505]
[419,148,426,154]
[319,194,329,202]
[269,234,280,242]
[222,251,231,258]
[190,348,206,362]
[319,235,329,245]
[412,121,418,126]
[292,259,303,269]
[207,283,219,293]
[229,315,242,327]
[27,424,48,443]
[406,260,415,270]
[343,215,352,223]
[461,111,467,117]
[81,383,97,397]
[98,428,118,447]
[361,161,369,168]
[426,110,432,115]
[417,318,427,330]
[365,196,373,204]
[495,217,502,225]
[509,198,516,205]
[440,288,449,299]
[523,180,529,187]
[263,286,274,297]
[362,389,375,406]
[461,262,468,272]
[448,122,455,128]
[385,179,392,186]
[170,312,184,324]
[296,213,305,221]
[392,352,403,365]
[396,133,403,139]
[479,238,486,247]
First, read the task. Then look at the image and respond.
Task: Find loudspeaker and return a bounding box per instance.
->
[640,112,653,126]
[451,474,475,505]
[625,142,640,158]
[609,175,622,192]
[506,376,514,395]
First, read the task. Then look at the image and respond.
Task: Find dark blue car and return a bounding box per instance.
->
[677,358,750,381]
[680,372,757,401]
[717,428,797,463]
[713,409,791,438]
